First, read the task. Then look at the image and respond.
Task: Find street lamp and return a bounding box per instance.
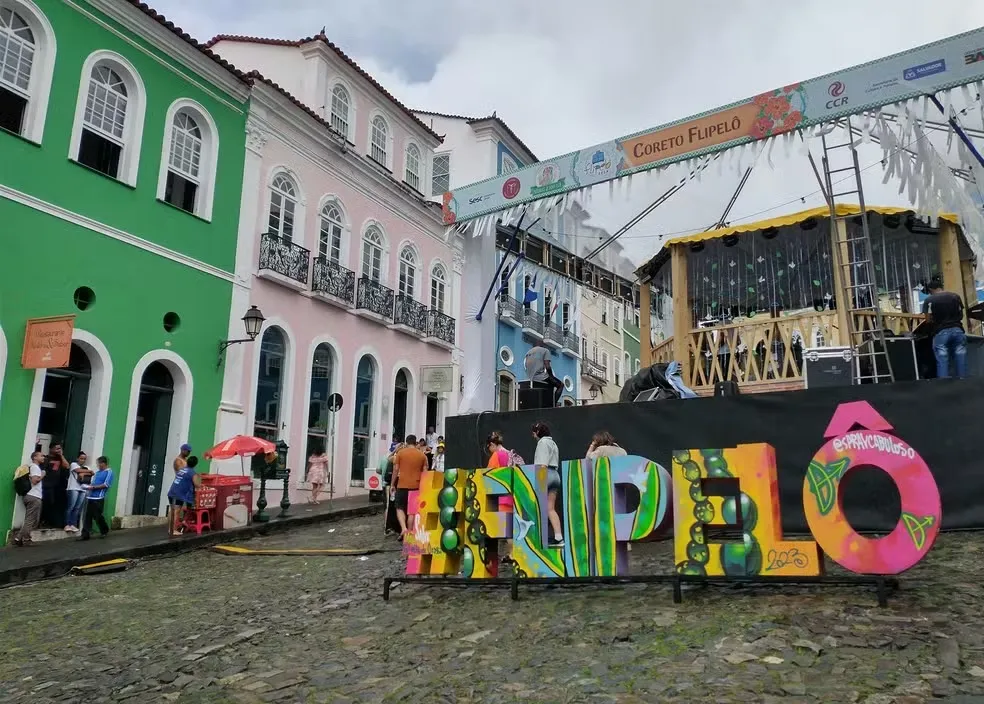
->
[217,306,265,368]
[589,385,599,400]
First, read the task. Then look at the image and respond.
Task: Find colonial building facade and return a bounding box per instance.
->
[0,0,250,535]
[207,36,460,501]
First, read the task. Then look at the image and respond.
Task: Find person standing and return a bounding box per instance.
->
[532,422,564,547]
[64,452,92,533]
[173,443,192,473]
[167,455,201,535]
[524,340,564,406]
[425,426,438,451]
[432,442,446,472]
[80,456,113,541]
[42,442,69,528]
[586,432,628,460]
[392,434,428,537]
[923,279,968,379]
[306,445,329,504]
[14,452,45,547]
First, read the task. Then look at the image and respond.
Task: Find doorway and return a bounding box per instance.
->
[36,343,91,458]
[131,362,174,516]
[392,369,409,441]
[351,355,375,485]
[426,393,440,434]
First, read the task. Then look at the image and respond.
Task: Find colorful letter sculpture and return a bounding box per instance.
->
[803,401,942,575]
[405,401,943,584]
[405,456,672,578]
[672,445,821,577]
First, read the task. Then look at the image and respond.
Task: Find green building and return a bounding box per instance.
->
[0,0,249,536]
[623,307,642,384]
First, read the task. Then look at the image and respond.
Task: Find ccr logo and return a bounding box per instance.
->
[826,81,848,109]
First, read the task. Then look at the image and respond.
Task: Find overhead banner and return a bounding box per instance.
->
[442,27,984,225]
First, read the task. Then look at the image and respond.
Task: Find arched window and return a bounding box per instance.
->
[0,7,34,135]
[635,358,641,374]
[267,174,297,239]
[74,58,146,183]
[430,264,447,312]
[351,355,376,482]
[329,84,350,140]
[306,342,334,465]
[398,245,417,298]
[370,115,388,165]
[361,226,383,282]
[404,143,421,191]
[254,327,286,442]
[0,2,53,143]
[319,202,344,264]
[163,111,202,213]
[497,374,514,412]
[624,352,631,383]
[392,368,410,441]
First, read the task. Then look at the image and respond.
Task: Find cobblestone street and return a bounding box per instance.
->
[3,515,984,703]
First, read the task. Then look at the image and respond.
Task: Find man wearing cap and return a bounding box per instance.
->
[174,444,192,474]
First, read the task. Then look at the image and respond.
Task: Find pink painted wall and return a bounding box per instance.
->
[236,136,458,502]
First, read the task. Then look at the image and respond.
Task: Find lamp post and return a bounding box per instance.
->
[590,385,599,400]
[278,439,291,518]
[217,306,265,369]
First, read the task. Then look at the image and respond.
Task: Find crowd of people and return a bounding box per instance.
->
[380,421,627,551]
[13,442,115,546]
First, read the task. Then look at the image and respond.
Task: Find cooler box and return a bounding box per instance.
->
[200,475,253,529]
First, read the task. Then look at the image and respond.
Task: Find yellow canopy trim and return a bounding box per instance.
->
[663,205,959,247]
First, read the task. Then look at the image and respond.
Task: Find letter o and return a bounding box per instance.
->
[802,431,941,575]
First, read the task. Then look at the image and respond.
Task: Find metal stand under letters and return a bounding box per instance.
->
[381,573,898,608]
[327,409,337,513]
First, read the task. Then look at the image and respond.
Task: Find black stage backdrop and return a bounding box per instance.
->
[446,379,984,533]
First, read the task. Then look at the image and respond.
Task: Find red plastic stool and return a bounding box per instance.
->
[183,487,217,535]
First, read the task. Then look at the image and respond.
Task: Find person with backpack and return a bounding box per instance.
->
[13,451,45,547]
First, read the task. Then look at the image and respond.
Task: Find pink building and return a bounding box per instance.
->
[208,35,463,501]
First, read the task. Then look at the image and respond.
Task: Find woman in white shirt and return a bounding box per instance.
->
[532,422,564,548]
[586,432,628,461]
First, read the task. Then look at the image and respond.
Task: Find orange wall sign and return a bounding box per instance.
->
[22,315,75,369]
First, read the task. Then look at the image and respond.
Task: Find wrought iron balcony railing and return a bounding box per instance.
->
[312,256,356,304]
[356,277,395,320]
[259,232,310,284]
[583,358,608,382]
[563,329,580,354]
[545,321,566,346]
[521,306,544,335]
[498,296,524,320]
[427,309,456,345]
[393,293,428,334]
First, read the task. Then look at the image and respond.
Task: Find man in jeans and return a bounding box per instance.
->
[80,456,113,541]
[923,279,968,379]
[14,451,45,547]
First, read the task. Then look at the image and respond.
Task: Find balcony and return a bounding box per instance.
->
[425,309,456,349]
[390,293,428,337]
[544,321,565,350]
[498,296,524,328]
[562,330,580,358]
[582,358,608,384]
[311,256,356,308]
[258,233,310,289]
[355,277,395,322]
[520,306,544,339]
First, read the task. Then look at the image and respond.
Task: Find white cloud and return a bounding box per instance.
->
[152,0,984,263]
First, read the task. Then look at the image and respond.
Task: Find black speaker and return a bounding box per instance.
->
[519,387,553,410]
[714,381,740,397]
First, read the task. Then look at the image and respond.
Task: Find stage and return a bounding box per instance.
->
[446,378,984,533]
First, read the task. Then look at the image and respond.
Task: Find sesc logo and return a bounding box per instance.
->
[826,81,848,110]
[966,48,984,65]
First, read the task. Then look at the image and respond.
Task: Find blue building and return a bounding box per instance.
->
[494,224,581,410]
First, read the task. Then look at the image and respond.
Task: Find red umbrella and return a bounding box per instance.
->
[205,435,276,461]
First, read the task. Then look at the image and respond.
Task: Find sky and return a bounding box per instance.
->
[150,0,984,264]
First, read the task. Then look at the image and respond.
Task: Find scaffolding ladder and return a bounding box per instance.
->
[820,115,895,384]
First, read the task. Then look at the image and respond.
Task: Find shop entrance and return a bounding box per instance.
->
[392,369,409,441]
[131,362,174,516]
[426,393,440,434]
[36,343,91,459]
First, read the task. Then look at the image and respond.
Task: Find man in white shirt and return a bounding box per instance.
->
[15,451,45,547]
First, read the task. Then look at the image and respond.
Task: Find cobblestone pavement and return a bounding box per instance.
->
[2,515,984,704]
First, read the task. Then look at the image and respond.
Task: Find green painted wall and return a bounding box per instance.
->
[0,0,247,271]
[0,0,247,533]
[624,321,641,374]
